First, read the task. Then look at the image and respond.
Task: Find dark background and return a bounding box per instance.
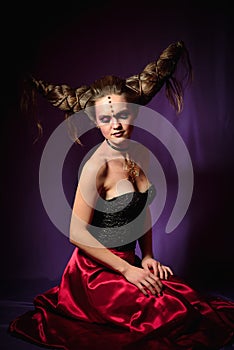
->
[1,0,234,302]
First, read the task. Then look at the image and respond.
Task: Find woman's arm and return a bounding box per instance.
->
[70,159,130,273]
[138,207,174,280]
[138,207,154,260]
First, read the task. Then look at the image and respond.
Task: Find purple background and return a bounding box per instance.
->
[1,1,234,295]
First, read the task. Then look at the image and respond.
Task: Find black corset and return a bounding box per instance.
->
[89,184,156,251]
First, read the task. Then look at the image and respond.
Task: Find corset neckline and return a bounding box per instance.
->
[105,183,154,202]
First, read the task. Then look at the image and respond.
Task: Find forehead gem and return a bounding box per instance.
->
[107,96,114,116]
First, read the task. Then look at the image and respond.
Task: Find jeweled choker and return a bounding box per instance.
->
[105,139,129,152]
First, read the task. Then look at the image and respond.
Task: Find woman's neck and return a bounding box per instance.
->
[105,138,130,152]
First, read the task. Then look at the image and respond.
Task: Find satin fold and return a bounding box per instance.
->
[9,247,234,350]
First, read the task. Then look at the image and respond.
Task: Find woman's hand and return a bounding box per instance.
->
[141,257,173,280]
[122,265,163,297]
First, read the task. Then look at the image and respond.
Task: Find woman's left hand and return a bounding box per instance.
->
[141,257,173,280]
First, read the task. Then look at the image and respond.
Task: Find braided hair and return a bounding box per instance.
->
[22,40,192,143]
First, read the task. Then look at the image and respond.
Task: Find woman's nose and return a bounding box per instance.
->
[112,118,122,129]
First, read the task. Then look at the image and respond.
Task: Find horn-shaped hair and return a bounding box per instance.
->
[21,40,192,143]
[125,40,192,112]
[21,76,93,143]
[23,76,92,113]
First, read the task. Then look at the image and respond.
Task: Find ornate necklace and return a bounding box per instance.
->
[105,139,140,183]
[123,154,140,183]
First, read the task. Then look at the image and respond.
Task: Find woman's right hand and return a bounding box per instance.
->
[122,265,163,297]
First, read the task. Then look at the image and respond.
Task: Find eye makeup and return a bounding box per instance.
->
[97,110,131,124]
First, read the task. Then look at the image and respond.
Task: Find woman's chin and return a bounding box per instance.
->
[111,137,130,145]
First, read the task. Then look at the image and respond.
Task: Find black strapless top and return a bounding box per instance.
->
[89,184,156,251]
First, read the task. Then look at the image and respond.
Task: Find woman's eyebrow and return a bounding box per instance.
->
[115,109,129,117]
[97,109,130,120]
[97,114,111,119]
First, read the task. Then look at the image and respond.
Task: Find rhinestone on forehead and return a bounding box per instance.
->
[107,96,115,116]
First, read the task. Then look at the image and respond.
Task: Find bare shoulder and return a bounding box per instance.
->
[79,146,107,191]
[82,147,107,173]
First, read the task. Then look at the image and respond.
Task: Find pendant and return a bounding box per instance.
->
[123,157,140,183]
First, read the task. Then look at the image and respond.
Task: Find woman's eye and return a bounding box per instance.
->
[118,113,130,120]
[99,116,111,123]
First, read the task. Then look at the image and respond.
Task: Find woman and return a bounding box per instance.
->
[9,41,234,349]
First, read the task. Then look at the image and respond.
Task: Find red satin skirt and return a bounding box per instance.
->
[9,247,234,349]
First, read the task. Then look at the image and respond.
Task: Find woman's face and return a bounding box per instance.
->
[95,94,136,144]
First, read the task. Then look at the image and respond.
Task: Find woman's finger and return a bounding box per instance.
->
[153,274,163,289]
[137,283,149,296]
[163,266,174,279]
[141,279,159,295]
[165,266,174,275]
[148,274,163,292]
[158,264,164,279]
[163,267,169,280]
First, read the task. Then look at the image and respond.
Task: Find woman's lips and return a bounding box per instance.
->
[112,132,124,137]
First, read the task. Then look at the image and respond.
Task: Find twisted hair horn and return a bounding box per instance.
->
[21,76,93,144]
[125,40,192,113]
[29,76,93,113]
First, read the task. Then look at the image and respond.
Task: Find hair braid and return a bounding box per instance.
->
[20,75,93,143]
[126,41,192,112]
[30,76,92,113]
